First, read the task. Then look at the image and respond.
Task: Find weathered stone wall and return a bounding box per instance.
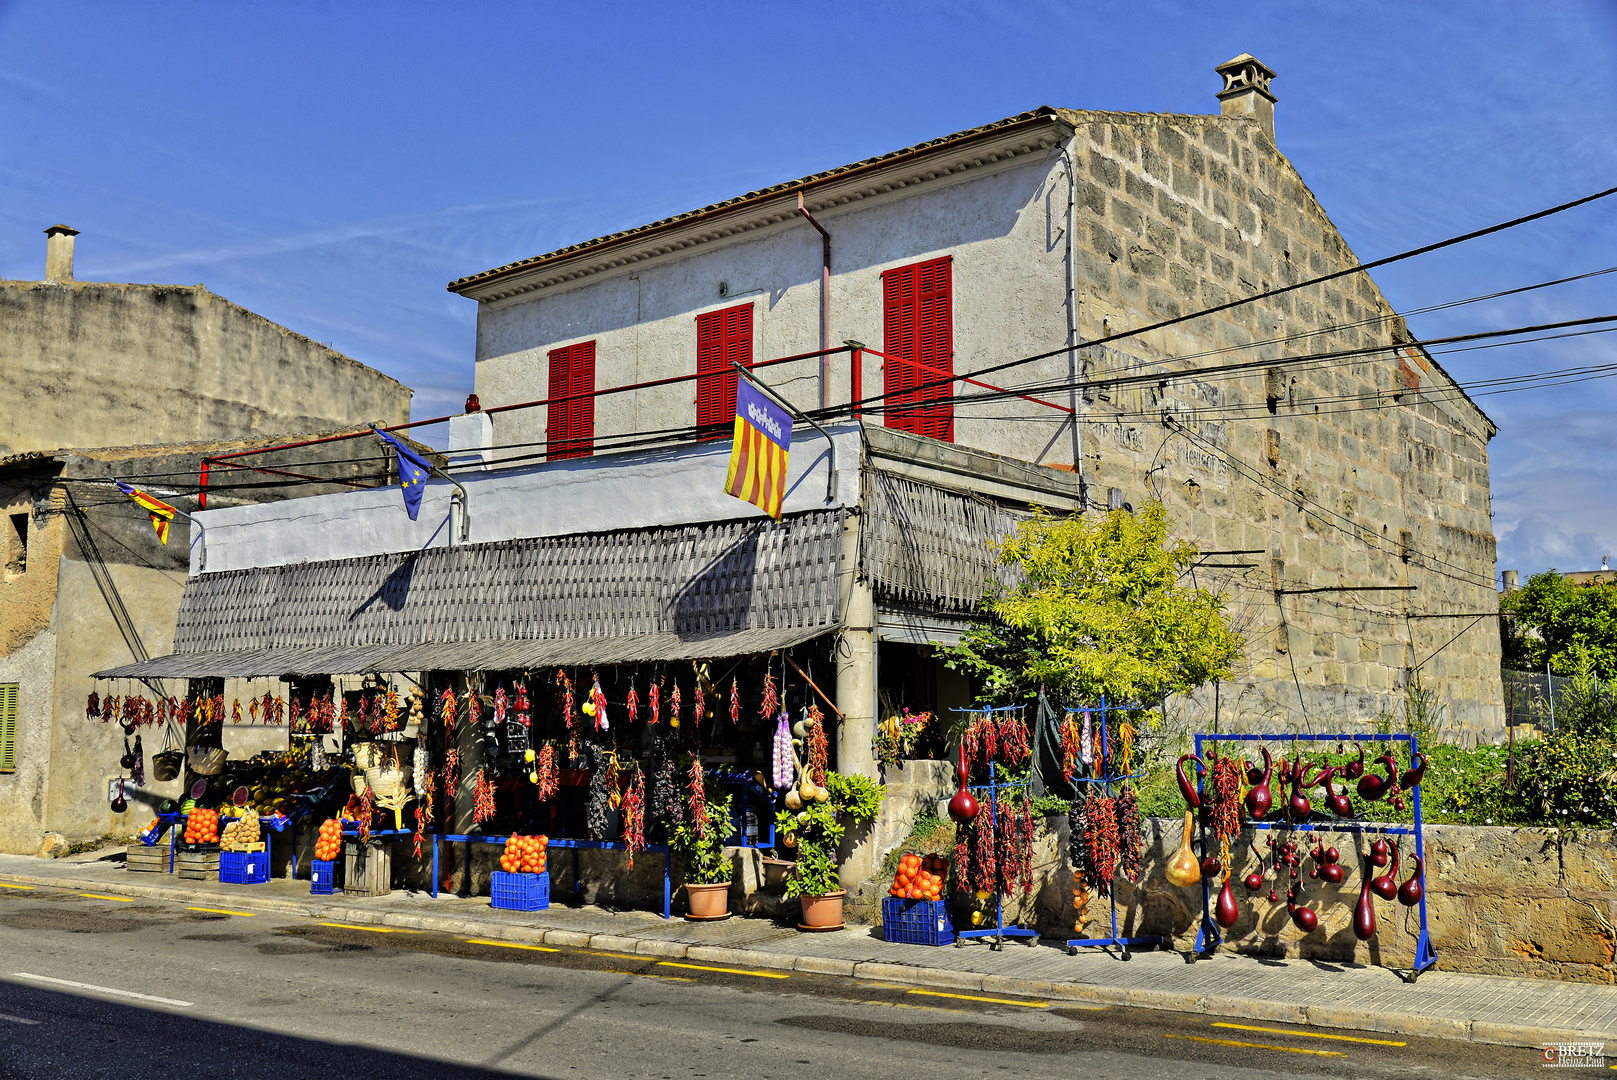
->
[1062,817,1617,983]
[1066,112,1503,739]
[0,281,412,457]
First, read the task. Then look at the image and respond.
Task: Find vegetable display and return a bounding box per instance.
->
[183,808,219,845]
[314,819,343,863]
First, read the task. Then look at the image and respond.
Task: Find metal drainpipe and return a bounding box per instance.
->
[1060,143,1085,503]
[798,193,832,410]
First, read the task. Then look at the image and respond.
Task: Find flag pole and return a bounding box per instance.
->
[369,424,471,543]
[731,362,837,502]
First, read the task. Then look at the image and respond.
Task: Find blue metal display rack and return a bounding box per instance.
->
[1064,699,1165,960]
[1189,732,1437,981]
[952,707,1040,951]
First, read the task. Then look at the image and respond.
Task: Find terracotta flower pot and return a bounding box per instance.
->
[684,881,730,920]
[798,890,845,930]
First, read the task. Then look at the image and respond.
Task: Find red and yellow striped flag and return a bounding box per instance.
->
[116,481,177,545]
[724,379,792,519]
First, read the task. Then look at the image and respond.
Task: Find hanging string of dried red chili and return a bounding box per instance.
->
[557,669,575,732]
[1081,795,1119,893]
[970,813,997,893]
[534,743,559,801]
[687,757,706,838]
[995,800,1019,898]
[730,678,740,724]
[626,682,639,724]
[670,683,682,729]
[439,687,457,736]
[997,713,1030,767]
[622,769,646,869]
[1116,785,1144,883]
[759,672,778,719]
[649,678,661,725]
[804,704,829,787]
[472,767,496,824]
[443,747,460,807]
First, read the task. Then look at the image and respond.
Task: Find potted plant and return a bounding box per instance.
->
[669,786,734,920]
[777,771,884,929]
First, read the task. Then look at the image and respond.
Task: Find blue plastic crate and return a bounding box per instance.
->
[310,858,339,894]
[219,849,270,885]
[882,897,954,946]
[491,870,549,912]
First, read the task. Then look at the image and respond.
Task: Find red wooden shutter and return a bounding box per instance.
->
[695,304,754,434]
[546,340,596,460]
[882,257,953,441]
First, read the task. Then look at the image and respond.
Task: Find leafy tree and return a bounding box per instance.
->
[941,501,1242,707]
[1500,571,1617,676]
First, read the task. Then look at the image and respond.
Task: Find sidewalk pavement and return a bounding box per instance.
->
[2,849,1612,1052]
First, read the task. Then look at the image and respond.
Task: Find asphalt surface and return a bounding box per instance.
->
[0,883,1557,1078]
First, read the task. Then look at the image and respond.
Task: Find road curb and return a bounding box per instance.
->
[0,869,1597,1050]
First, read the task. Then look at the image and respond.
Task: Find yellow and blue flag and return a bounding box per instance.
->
[725,378,791,519]
[116,482,177,545]
[374,428,433,521]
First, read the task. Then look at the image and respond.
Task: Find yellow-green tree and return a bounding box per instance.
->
[943,502,1242,706]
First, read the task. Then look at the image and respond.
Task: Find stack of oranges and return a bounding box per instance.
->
[183,807,219,845]
[889,851,948,902]
[500,834,548,876]
[314,818,343,863]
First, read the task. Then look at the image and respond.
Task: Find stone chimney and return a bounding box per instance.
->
[44,224,79,283]
[1215,54,1277,143]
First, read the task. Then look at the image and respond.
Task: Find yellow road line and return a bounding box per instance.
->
[1165,1034,1343,1057]
[317,923,417,933]
[0,883,36,890]
[861,1000,970,1014]
[586,952,645,961]
[187,907,256,917]
[656,961,788,979]
[466,939,557,952]
[907,989,1047,1008]
[77,894,135,903]
[1212,1022,1404,1046]
[605,969,696,982]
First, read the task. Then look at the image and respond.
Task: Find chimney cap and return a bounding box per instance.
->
[44,224,80,237]
[1215,54,1277,103]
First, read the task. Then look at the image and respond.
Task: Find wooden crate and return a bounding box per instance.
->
[176,848,220,881]
[126,843,170,874]
[343,840,391,897]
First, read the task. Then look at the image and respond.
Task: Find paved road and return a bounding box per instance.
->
[0,884,1549,1078]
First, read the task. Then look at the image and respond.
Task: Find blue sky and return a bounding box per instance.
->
[2,1,1614,577]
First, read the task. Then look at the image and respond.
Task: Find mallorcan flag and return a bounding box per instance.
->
[725,378,791,519]
[115,481,178,545]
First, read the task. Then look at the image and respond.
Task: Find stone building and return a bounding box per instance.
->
[0,226,416,852]
[1,225,411,457]
[447,55,1504,739]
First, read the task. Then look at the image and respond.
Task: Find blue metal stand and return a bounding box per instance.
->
[952,707,1040,951]
[1189,732,1437,981]
[1065,698,1165,960]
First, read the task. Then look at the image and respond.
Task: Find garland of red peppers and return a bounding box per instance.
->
[1168,741,1429,939]
[947,712,1036,898]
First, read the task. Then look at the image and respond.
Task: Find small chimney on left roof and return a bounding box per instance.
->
[1216,54,1277,143]
[44,224,79,283]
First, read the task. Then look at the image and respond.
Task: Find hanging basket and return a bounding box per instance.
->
[152,750,184,783]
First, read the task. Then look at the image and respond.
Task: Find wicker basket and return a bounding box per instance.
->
[365,766,412,801]
[352,743,385,770]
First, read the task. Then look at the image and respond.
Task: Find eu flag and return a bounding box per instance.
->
[725,378,791,519]
[374,428,434,521]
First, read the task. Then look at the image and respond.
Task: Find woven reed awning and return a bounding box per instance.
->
[95,509,844,680]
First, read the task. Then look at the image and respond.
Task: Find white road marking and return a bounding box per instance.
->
[0,1013,40,1025]
[11,972,193,1008]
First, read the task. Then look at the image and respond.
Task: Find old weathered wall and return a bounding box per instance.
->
[473,154,1076,468]
[0,281,411,456]
[1064,112,1503,738]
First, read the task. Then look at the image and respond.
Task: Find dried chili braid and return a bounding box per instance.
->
[86,692,100,720]
[648,679,661,725]
[622,769,646,869]
[1082,795,1119,893]
[626,683,639,724]
[440,686,458,736]
[953,826,972,895]
[670,683,682,729]
[1059,713,1083,779]
[413,806,426,860]
[687,756,706,839]
[804,705,829,787]
[444,747,460,806]
[358,787,373,843]
[971,814,997,894]
[1116,785,1144,883]
[1208,755,1244,868]
[996,800,1018,898]
[730,678,740,724]
[534,743,559,801]
[1019,796,1035,895]
[759,672,778,719]
[472,767,496,824]
[997,714,1030,767]
[557,669,575,732]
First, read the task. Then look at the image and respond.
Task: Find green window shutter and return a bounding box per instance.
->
[0,684,16,771]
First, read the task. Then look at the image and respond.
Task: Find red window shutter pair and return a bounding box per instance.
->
[696,304,754,434]
[882,256,954,441]
[546,340,596,460]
